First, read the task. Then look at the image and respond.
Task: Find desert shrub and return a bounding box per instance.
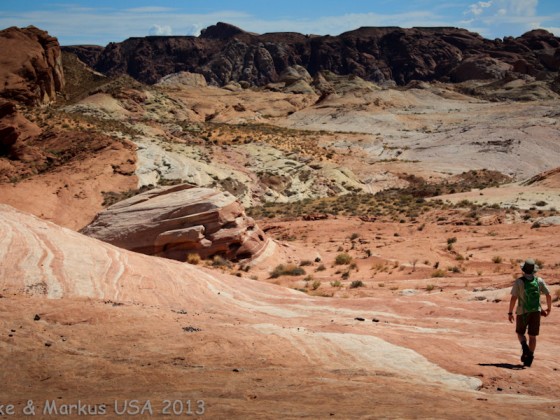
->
[186,253,201,265]
[350,280,364,289]
[426,284,436,291]
[492,256,503,264]
[312,280,321,290]
[270,264,305,278]
[349,232,360,240]
[316,264,326,272]
[330,280,343,287]
[535,259,545,269]
[431,269,446,278]
[299,260,313,267]
[212,255,231,268]
[535,200,548,207]
[335,253,353,265]
[341,271,350,280]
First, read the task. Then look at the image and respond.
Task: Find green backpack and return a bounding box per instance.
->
[523,277,541,313]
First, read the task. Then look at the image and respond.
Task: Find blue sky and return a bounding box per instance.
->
[0,0,559,46]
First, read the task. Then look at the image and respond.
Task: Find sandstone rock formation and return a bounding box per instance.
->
[0,100,42,160]
[64,23,559,88]
[81,185,268,261]
[0,26,65,105]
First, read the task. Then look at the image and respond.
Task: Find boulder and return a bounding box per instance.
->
[156,71,208,87]
[451,56,512,82]
[0,26,65,105]
[81,185,269,262]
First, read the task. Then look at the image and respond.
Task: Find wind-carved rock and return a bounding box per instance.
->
[0,26,65,105]
[81,185,269,262]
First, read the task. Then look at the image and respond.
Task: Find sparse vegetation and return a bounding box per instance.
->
[270,264,305,278]
[335,253,353,265]
[349,280,364,289]
[212,255,231,268]
[431,269,446,278]
[492,256,503,264]
[186,253,201,265]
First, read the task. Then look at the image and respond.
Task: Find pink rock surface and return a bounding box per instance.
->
[1,204,559,418]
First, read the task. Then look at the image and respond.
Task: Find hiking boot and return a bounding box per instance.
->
[521,342,530,363]
[523,351,534,367]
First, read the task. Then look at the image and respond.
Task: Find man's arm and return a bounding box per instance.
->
[545,294,552,316]
[508,295,517,323]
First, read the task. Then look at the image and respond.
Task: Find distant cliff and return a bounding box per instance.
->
[63,22,560,86]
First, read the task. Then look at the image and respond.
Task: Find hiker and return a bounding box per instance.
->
[508,258,552,367]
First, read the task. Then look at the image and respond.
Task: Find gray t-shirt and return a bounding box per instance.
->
[511,276,550,315]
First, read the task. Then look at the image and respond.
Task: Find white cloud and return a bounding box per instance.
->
[508,0,538,16]
[461,0,554,37]
[468,1,493,17]
[125,7,176,13]
[149,24,172,36]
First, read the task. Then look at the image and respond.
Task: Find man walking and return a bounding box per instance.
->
[508,258,552,367]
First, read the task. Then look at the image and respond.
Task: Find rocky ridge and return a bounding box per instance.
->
[64,23,560,88]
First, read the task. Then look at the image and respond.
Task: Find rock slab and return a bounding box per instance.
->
[81,185,268,262]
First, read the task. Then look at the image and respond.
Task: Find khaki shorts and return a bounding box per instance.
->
[516,312,541,336]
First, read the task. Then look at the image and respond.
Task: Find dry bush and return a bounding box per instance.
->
[186,253,201,265]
